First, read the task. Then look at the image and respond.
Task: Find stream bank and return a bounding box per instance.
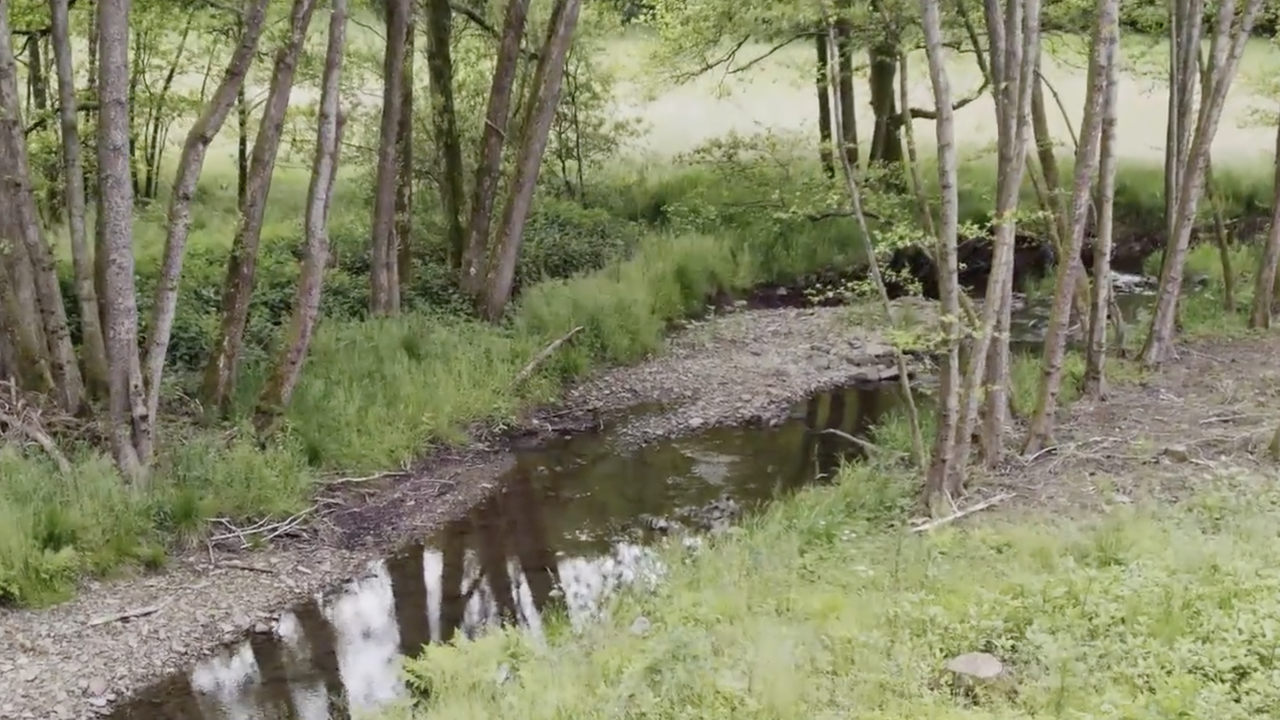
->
[0,303,914,720]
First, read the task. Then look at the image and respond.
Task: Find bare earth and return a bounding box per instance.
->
[1,305,1276,720]
[0,305,905,720]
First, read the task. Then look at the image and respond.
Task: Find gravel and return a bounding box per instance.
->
[0,302,923,719]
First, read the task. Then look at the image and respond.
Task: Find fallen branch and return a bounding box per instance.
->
[910,492,1015,533]
[511,326,583,387]
[821,428,893,455]
[0,411,70,474]
[217,560,277,574]
[325,470,409,486]
[88,604,161,627]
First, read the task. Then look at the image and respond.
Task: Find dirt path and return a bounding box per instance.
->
[0,305,907,720]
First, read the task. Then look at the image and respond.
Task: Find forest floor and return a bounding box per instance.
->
[1,297,1275,720]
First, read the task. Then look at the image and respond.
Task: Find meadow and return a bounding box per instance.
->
[1,24,1275,606]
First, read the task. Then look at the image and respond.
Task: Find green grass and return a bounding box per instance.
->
[391,456,1280,719]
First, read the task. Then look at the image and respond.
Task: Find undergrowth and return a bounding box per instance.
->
[393,462,1280,719]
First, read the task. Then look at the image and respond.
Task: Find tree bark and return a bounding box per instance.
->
[144,0,270,435]
[395,14,415,290]
[202,0,318,417]
[1142,0,1264,366]
[918,0,962,506]
[254,0,347,438]
[96,0,149,476]
[481,0,583,322]
[370,0,409,316]
[1024,0,1116,454]
[814,33,834,177]
[424,0,466,280]
[833,0,858,168]
[1251,115,1280,330]
[1084,32,1121,398]
[0,6,83,413]
[460,0,531,296]
[49,0,109,400]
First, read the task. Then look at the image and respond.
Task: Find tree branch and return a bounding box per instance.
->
[450,1,539,60]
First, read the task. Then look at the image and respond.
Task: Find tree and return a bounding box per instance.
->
[202,0,319,417]
[460,0,531,297]
[1023,0,1117,454]
[95,0,151,476]
[918,0,963,504]
[370,0,410,316]
[1141,0,1264,366]
[49,0,109,399]
[1083,21,1121,397]
[0,1,83,413]
[482,0,585,321]
[1251,114,1280,330]
[254,0,348,438]
[144,0,271,436]
[424,0,467,280]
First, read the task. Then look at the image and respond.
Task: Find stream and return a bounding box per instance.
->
[107,277,1160,720]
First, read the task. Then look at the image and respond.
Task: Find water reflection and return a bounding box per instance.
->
[109,384,900,720]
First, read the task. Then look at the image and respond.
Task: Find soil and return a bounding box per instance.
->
[0,303,920,720]
[2,300,1276,720]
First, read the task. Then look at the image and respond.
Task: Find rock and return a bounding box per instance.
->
[87,697,108,708]
[494,663,512,686]
[629,616,651,636]
[251,621,272,635]
[86,678,108,697]
[1269,426,1280,462]
[1160,445,1191,463]
[942,652,1015,705]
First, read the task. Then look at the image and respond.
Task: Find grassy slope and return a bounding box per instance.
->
[1,31,1276,605]
[395,458,1280,720]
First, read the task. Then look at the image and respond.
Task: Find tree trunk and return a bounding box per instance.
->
[395,14,415,290]
[867,42,902,167]
[919,0,962,506]
[96,0,149,476]
[202,0,318,417]
[1024,0,1116,454]
[481,0,584,322]
[814,34,834,177]
[424,0,466,280]
[144,0,271,437]
[460,0,531,296]
[0,4,84,414]
[254,0,347,438]
[49,0,109,400]
[1204,161,1236,310]
[370,0,410,316]
[953,0,1040,479]
[1142,0,1264,366]
[1251,115,1280,330]
[833,0,858,168]
[1084,33,1121,398]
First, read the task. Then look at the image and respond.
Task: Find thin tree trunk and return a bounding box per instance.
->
[370,0,410,316]
[0,4,84,414]
[423,0,466,281]
[1084,34,1121,398]
[254,0,347,438]
[144,0,271,436]
[460,0,531,296]
[834,0,858,167]
[50,0,109,399]
[814,33,834,177]
[1142,0,1264,366]
[1251,114,1280,330]
[822,21,926,469]
[395,16,415,290]
[96,0,148,476]
[1024,0,1116,454]
[918,0,962,506]
[1204,161,1236,310]
[202,0,318,417]
[481,0,583,322]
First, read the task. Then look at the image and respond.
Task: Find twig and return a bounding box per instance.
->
[512,326,583,387]
[0,411,71,474]
[325,470,407,486]
[88,604,161,627]
[910,492,1015,533]
[216,560,276,574]
[821,428,892,455]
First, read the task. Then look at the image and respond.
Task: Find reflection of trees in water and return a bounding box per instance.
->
[801,385,893,484]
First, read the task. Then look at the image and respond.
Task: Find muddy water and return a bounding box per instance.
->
[107,279,1161,720]
[107,384,903,720]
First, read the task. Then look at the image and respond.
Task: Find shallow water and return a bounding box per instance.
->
[108,384,901,720]
[108,281,1160,720]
